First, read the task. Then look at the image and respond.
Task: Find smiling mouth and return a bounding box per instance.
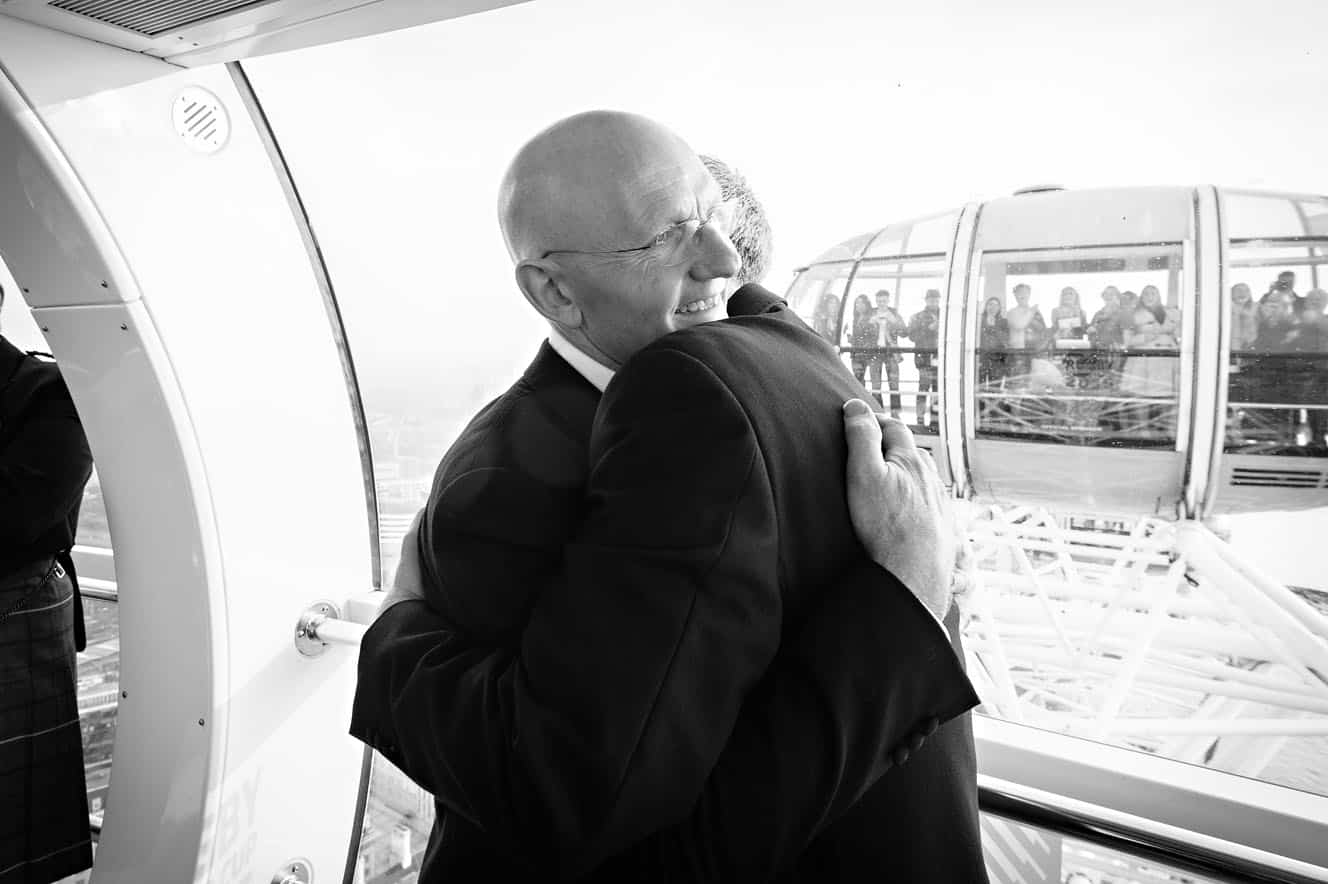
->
[675,293,725,315]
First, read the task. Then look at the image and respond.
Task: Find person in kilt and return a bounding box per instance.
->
[0,282,94,884]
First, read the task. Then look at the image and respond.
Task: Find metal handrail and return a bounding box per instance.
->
[294,601,368,656]
[979,776,1328,884]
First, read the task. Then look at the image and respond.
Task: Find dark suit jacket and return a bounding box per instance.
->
[0,337,91,573]
[351,285,982,881]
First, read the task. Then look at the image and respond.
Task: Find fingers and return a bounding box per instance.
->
[916,444,942,478]
[843,399,886,482]
[875,411,918,456]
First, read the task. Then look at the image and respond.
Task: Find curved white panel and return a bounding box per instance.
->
[33,300,227,880]
[0,16,372,883]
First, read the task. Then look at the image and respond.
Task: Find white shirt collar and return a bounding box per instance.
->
[547,326,615,393]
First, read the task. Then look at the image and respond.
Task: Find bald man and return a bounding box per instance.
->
[351,111,983,882]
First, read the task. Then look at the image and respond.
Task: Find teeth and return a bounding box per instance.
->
[677,294,722,315]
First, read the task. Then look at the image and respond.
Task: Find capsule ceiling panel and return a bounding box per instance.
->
[977,187,1196,252]
[0,0,530,65]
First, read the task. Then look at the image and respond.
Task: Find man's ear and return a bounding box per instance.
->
[515,259,582,328]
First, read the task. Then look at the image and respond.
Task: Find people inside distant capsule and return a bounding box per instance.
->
[1119,304,1180,434]
[1004,283,1046,381]
[1087,286,1125,383]
[872,289,907,418]
[1253,290,1299,351]
[1138,285,1169,327]
[1004,283,1044,350]
[1050,286,1087,342]
[848,294,882,406]
[1231,283,1258,351]
[812,290,841,342]
[1302,289,1328,350]
[1268,270,1303,316]
[977,296,1008,386]
[1088,286,1123,347]
[907,288,942,428]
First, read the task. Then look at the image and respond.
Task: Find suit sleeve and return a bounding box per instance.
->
[631,563,978,881]
[356,345,781,872]
[352,343,978,879]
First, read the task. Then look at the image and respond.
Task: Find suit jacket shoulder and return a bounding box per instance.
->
[417,341,599,640]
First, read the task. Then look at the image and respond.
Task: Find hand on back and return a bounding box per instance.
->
[841,398,966,620]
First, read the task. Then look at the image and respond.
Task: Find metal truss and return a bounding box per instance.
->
[975,366,1179,446]
[959,503,1328,777]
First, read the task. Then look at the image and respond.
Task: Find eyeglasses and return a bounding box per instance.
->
[541,198,738,264]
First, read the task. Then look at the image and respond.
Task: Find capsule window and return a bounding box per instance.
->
[972,244,1185,448]
[840,256,949,433]
[786,263,855,344]
[1224,240,1328,457]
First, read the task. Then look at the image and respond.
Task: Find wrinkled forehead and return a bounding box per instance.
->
[571,139,717,246]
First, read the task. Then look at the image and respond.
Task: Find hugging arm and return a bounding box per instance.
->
[353,350,976,879]
[358,345,781,873]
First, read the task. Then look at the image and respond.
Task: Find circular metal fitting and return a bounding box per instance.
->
[294,601,340,657]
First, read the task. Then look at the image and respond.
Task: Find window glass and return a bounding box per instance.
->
[353,757,435,883]
[74,473,117,839]
[840,256,948,432]
[808,232,875,264]
[980,812,1238,884]
[1224,190,1328,241]
[1224,239,1328,456]
[79,596,119,831]
[785,262,855,342]
[862,209,960,259]
[973,245,1183,447]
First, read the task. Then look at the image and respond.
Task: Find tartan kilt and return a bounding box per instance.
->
[0,558,93,884]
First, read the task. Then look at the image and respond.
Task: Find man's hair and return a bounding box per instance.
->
[699,154,772,286]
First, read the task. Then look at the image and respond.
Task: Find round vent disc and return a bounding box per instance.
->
[172,86,230,155]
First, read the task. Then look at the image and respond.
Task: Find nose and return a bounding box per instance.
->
[689,220,740,282]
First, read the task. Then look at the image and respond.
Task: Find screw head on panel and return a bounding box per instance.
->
[271,858,312,884]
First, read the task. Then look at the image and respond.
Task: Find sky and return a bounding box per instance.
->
[236,0,1328,585]
[242,0,1328,405]
[6,0,1326,584]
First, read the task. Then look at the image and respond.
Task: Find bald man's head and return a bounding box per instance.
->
[496,111,740,369]
[498,110,714,262]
